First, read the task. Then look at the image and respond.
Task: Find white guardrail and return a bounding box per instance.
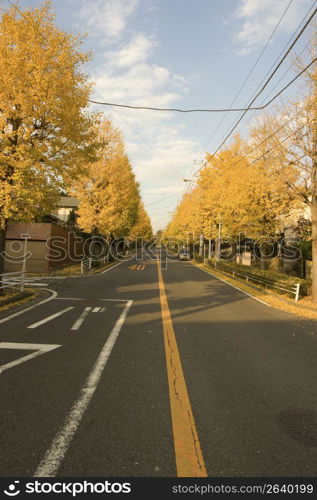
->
[206,259,301,302]
[80,256,110,274]
[0,271,26,293]
[80,257,92,274]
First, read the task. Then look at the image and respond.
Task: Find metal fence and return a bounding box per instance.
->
[80,257,92,274]
[206,259,301,302]
[80,255,110,274]
[0,271,26,293]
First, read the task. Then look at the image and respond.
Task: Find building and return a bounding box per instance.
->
[4,196,83,273]
[51,196,79,223]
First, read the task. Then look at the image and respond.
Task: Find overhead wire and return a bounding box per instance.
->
[188,0,294,157]
[88,63,315,113]
[199,5,316,169]
[179,1,316,209]
[181,5,317,200]
[202,0,317,157]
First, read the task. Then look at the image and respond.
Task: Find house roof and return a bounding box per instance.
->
[57,196,79,208]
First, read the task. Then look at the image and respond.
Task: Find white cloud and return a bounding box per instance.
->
[91,48,195,231]
[143,186,181,195]
[234,0,311,55]
[106,34,154,67]
[83,5,196,231]
[110,116,199,231]
[94,61,185,106]
[77,0,139,40]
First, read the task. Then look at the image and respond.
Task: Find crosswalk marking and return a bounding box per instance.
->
[70,307,92,331]
[27,307,74,329]
[35,300,133,477]
[92,307,101,313]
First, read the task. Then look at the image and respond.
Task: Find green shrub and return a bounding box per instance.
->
[193,253,203,263]
[205,257,311,298]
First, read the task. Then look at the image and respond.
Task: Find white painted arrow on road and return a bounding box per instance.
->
[0,342,61,375]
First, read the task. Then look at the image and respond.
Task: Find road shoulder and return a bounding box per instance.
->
[191,260,317,321]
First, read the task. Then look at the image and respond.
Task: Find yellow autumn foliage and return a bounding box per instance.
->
[74,120,140,238]
[0,2,98,228]
[165,134,298,241]
[129,201,153,240]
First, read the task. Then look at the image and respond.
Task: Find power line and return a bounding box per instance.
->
[88,100,266,113]
[88,57,315,115]
[196,0,294,157]
[180,0,301,213]
[147,204,178,212]
[204,1,316,156]
[260,57,316,106]
[144,192,183,206]
[224,33,316,148]
[91,89,187,182]
[225,113,306,171]
[179,2,317,213]
[180,54,315,200]
[210,6,316,159]
[185,16,316,187]
[173,125,308,213]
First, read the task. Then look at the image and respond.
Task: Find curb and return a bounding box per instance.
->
[0,291,34,307]
[194,261,317,315]
[0,288,53,322]
[27,258,128,280]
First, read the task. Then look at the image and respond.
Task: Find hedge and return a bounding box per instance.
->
[194,254,311,297]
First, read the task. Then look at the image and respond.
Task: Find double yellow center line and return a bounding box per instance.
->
[157,259,207,477]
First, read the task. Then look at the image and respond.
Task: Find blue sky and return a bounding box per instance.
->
[5,0,314,231]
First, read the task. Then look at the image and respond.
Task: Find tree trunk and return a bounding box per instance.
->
[310,200,317,302]
[0,224,7,296]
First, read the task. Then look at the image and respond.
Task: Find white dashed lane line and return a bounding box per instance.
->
[27,307,74,329]
[70,307,92,331]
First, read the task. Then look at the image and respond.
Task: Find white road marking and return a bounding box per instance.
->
[0,342,61,375]
[27,307,74,329]
[0,289,57,325]
[92,307,101,312]
[34,299,133,477]
[100,308,105,312]
[101,260,124,273]
[192,263,270,307]
[70,307,92,331]
[4,280,48,287]
[53,297,129,302]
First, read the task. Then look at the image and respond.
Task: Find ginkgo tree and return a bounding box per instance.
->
[74,119,140,239]
[165,134,298,258]
[200,134,298,238]
[266,35,317,299]
[0,2,98,274]
[129,201,153,241]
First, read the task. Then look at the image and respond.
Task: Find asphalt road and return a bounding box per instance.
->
[0,252,317,477]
